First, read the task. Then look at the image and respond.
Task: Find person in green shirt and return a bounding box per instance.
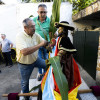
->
[33,4,50,81]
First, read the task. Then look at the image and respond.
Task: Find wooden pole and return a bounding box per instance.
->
[78,89,92,94]
[2,92,38,97]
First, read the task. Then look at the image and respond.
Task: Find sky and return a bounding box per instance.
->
[1,0,20,4]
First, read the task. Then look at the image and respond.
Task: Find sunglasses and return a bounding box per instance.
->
[39,11,47,14]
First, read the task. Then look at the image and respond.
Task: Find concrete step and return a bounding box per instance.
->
[78,78,97,100]
[20,78,98,100]
[20,79,41,100]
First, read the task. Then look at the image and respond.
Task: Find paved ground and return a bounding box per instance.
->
[0,63,38,100]
[0,63,100,100]
[78,63,100,100]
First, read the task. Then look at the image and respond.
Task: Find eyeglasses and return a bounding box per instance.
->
[39,11,47,14]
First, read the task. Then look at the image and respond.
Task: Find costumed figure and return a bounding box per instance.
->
[55,21,77,90]
[38,21,81,100]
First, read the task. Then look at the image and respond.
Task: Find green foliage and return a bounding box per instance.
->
[26,0,96,15]
[49,56,68,100]
[70,0,96,15]
[49,0,61,40]
[30,0,69,2]
[29,84,41,92]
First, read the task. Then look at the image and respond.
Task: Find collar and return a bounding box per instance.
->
[3,38,6,41]
[23,31,34,38]
[37,16,47,22]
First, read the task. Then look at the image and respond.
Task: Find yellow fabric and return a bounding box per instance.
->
[41,52,51,92]
[41,67,80,100]
[16,32,44,64]
[41,66,50,92]
[42,52,80,100]
[68,86,80,100]
[54,90,62,100]
[53,86,79,100]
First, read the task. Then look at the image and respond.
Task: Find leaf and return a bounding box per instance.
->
[49,56,68,100]
[29,84,41,93]
[72,0,96,15]
[49,0,61,40]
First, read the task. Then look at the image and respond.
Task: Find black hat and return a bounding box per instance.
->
[55,21,74,31]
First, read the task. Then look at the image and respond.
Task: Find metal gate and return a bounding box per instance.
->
[73,31,99,79]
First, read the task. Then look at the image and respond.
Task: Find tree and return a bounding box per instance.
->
[71,0,96,15]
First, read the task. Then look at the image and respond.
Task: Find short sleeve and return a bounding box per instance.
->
[16,34,27,50]
[8,40,13,44]
[35,33,44,43]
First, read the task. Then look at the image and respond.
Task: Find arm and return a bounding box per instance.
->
[20,40,47,56]
[10,43,13,49]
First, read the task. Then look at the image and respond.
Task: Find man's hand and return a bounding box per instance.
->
[45,38,56,53]
[41,40,48,47]
[54,32,58,38]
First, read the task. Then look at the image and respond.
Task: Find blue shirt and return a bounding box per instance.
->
[33,16,50,41]
[1,38,12,52]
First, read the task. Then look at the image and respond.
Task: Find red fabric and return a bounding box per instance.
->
[52,58,82,94]
[90,86,100,96]
[55,37,60,56]
[68,58,82,93]
[54,38,82,94]
[8,93,19,100]
[42,37,82,95]
[52,72,60,93]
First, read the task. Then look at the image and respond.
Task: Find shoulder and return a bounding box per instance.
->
[46,17,50,22]
[34,33,41,38]
[59,37,71,46]
[16,32,25,40]
[5,39,12,44]
[5,39,10,42]
[16,32,23,38]
[61,37,70,42]
[33,17,38,22]
[34,33,44,40]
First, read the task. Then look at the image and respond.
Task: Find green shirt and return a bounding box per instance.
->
[33,16,50,41]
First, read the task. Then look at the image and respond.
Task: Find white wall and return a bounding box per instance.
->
[0,4,17,47]
[17,2,74,41]
[0,2,87,47]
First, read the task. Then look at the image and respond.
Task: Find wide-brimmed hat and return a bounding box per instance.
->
[55,21,75,31]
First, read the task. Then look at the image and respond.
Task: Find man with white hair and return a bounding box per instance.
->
[0,34,13,67]
[16,18,48,100]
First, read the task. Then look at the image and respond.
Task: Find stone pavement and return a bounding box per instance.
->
[78,63,100,100]
[0,63,100,100]
[0,63,38,100]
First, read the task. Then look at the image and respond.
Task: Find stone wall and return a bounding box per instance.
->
[72,0,100,21]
